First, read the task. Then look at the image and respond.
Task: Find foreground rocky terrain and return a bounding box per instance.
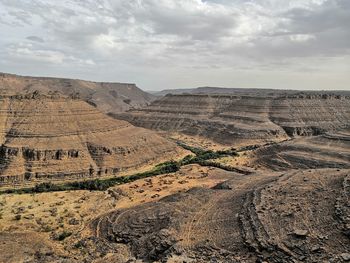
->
[0,88,349,263]
[0,92,183,186]
[91,169,350,263]
[0,72,155,114]
[85,129,350,262]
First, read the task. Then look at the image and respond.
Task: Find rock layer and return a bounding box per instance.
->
[0,93,180,186]
[117,93,350,145]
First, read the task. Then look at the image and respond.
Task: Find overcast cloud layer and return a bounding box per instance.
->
[0,0,349,90]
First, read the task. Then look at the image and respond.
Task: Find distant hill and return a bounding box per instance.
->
[0,72,155,114]
[153,86,350,97]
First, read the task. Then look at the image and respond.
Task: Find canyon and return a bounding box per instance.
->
[0,79,349,263]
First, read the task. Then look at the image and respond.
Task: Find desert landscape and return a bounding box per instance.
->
[1,0,350,262]
[0,77,349,262]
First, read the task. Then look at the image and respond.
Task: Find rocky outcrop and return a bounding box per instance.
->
[241,169,350,262]
[117,93,350,145]
[335,174,350,239]
[0,93,181,186]
[95,205,179,261]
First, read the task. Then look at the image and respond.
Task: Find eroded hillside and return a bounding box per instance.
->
[0,92,183,186]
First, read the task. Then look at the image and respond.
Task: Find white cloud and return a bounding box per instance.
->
[0,0,349,90]
[6,42,95,66]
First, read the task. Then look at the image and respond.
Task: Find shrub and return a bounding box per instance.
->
[34,182,60,192]
[74,240,84,249]
[57,231,72,241]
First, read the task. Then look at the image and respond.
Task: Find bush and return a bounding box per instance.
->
[57,231,72,241]
[74,240,84,249]
[68,180,113,191]
[34,182,61,192]
[155,161,180,174]
[176,142,206,155]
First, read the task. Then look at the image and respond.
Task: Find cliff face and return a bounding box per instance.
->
[0,72,155,114]
[117,93,350,145]
[269,95,350,136]
[0,93,180,186]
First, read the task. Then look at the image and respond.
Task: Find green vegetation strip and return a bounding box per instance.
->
[0,161,180,194]
[0,142,247,194]
[176,142,250,174]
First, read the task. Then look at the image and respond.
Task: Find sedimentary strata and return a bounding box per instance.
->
[0,93,180,186]
[117,93,350,145]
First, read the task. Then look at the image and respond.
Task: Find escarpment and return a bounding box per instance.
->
[117,93,350,145]
[117,94,288,146]
[269,94,350,136]
[0,92,181,186]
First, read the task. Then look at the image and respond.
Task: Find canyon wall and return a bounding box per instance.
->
[0,93,180,186]
[117,93,350,145]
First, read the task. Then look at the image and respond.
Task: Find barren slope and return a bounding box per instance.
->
[0,92,182,186]
[0,72,155,114]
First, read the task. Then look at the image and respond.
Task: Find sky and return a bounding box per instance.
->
[0,0,349,91]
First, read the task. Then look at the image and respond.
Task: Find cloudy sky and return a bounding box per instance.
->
[0,0,349,91]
